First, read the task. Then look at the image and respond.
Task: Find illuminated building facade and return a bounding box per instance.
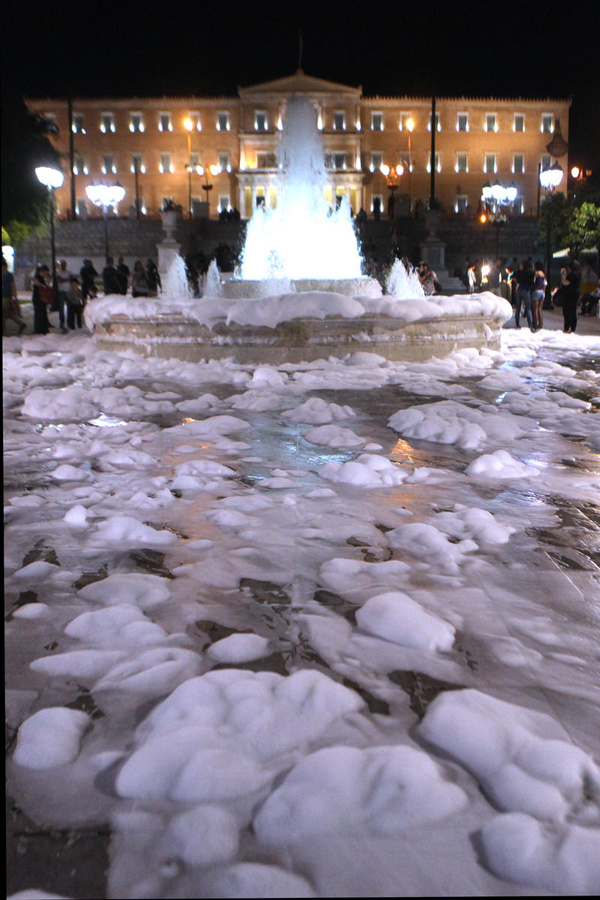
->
[27,70,571,221]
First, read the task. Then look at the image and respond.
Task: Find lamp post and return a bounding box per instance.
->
[183,118,194,218]
[539,162,564,289]
[197,164,219,216]
[35,165,65,294]
[406,117,414,214]
[85,182,126,261]
[380,163,404,219]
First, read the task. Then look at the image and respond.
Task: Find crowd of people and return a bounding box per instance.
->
[2,255,162,336]
[463,256,598,334]
[4,250,599,337]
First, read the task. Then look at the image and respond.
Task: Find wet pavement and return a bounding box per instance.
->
[4,296,600,899]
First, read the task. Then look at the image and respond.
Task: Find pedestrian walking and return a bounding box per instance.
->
[513,260,535,329]
[531,261,547,331]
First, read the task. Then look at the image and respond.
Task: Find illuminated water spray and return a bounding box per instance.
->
[240,94,363,281]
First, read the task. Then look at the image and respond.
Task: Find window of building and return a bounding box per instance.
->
[102,154,117,175]
[100,113,115,134]
[75,198,87,216]
[254,111,268,131]
[334,111,346,131]
[485,113,498,133]
[456,153,468,173]
[370,151,383,172]
[256,152,276,169]
[43,113,59,134]
[218,152,231,172]
[457,113,469,132]
[540,153,551,172]
[72,113,86,134]
[427,152,441,173]
[541,114,554,133]
[371,112,384,131]
[512,154,525,174]
[455,195,468,214]
[333,153,347,171]
[129,113,144,133]
[399,113,413,131]
[158,113,173,133]
[371,194,383,214]
[428,112,441,132]
[484,153,497,174]
[187,113,202,131]
[73,155,88,176]
[159,153,173,174]
[218,195,231,213]
[190,152,201,169]
[131,154,146,174]
[398,151,411,172]
[217,112,231,132]
[514,113,525,132]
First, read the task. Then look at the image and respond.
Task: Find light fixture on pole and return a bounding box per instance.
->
[539,162,564,288]
[35,165,65,295]
[85,182,126,261]
[380,163,404,219]
[406,117,414,213]
[184,117,194,218]
[197,164,219,215]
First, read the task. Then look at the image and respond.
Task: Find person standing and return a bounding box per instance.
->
[131,260,149,297]
[66,275,85,329]
[56,259,72,333]
[31,264,52,335]
[80,259,98,300]
[2,258,27,335]
[531,261,547,332]
[487,260,502,296]
[102,256,121,295]
[513,260,535,329]
[116,256,130,295]
[560,260,581,333]
[146,259,161,297]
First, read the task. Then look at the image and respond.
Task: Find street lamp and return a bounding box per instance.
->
[539,162,564,288]
[197,164,219,216]
[406,118,414,213]
[85,182,126,261]
[183,117,194,218]
[380,163,404,219]
[35,165,64,294]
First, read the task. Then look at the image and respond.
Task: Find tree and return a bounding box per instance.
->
[567,202,600,258]
[1,90,61,245]
[539,192,572,254]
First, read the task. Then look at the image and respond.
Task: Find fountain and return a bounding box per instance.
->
[162,255,191,301]
[87,92,512,362]
[223,94,380,300]
[386,259,426,300]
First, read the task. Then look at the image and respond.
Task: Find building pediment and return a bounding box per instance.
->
[238,69,361,99]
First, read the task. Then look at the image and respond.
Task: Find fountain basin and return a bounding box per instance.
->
[86,293,511,364]
[223,277,382,300]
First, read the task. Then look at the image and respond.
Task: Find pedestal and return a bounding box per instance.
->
[420,236,464,291]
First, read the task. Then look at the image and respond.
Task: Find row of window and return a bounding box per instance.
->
[72,148,554,177]
[53,110,557,136]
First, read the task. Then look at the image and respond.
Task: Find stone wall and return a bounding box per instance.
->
[15,218,164,289]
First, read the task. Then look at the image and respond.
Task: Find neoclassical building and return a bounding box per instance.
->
[27,69,571,221]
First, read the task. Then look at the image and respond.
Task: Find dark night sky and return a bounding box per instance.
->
[3,0,599,165]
